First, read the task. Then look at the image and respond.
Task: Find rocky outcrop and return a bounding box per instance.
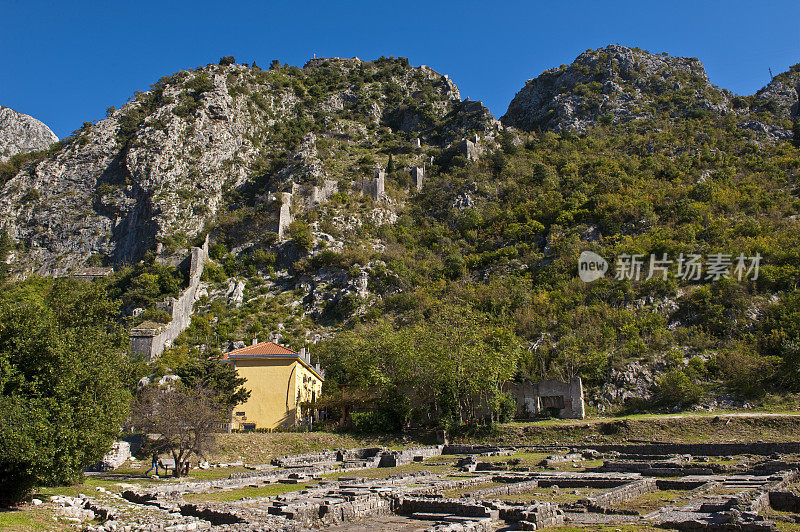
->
[0,58,464,275]
[502,44,730,132]
[0,106,58,162]
[752,64,800,119]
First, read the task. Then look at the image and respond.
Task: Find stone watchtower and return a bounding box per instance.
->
[359,167,385,200]
[372,167,385,199]
[277,192,293,240]
[411,166,425,191]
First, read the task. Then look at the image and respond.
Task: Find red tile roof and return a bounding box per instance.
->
[222,341,297,359]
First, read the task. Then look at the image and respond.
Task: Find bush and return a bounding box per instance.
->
[219,56,235,66]
[288,220,314,253]
[201,262,227,284]
[653,370,702,407]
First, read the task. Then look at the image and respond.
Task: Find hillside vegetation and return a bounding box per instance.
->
[2,46,800,433]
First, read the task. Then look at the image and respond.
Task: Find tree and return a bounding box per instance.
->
[175,357,250,410]
[218,56,235,66]
[0,278,131,504]
[386,154,395,174]
[130,384,227,477]
[793,120,800,149]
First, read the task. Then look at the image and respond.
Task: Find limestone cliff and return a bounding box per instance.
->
[0,58,488,275]
[0,106,58,162]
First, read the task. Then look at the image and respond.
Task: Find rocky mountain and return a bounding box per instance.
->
[2,47,800,411]
[0,106,58,162]
[0,57,495,275]
[752,63,800,119]
[502,44,797,141]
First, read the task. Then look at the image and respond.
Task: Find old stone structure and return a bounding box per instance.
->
[458,138,480,161]
[277,192,293,240]
[505,377,585,419]
[291,179,339,210]
[411,166,425,191]
[129,237,209,361]
[357,167,385,199]
[52,440,800,531]
[69,266,114,281]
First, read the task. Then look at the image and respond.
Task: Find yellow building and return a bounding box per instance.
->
[222,341,324,430]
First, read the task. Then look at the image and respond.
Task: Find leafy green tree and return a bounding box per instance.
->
[0,278,131,504]
[175,357,250,409]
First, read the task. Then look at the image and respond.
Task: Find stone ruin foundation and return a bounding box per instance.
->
[73,441,800,531]
[505,377,586,419]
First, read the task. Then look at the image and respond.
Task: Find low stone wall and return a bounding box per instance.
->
[409,476,495,497]
[577,442,800,457]
[466,479,539,499]
[397,497,494,518]
[272,450,339,467]
[427,519,494,532]
[443,444,508,455]
[338,447,385,461]
[769,491,800,513]
[380,446,443,467]
[321,494,392,526]
[270,493,392,527]
[598,460,714,476]
[496,502,564,529]
[541,453,583,466]
[582,479,657,510]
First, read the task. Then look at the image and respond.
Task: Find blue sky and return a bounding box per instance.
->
[2,0,799,138]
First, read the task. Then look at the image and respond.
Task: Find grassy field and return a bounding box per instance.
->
[616,490,685,513]
[540,526,663,532]
[182,482,312,503]
[0,507,63,531]
[209,431,413,463]
[496,487,607,505]
[457,412,800,446]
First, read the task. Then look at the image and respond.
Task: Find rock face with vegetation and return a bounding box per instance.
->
[0,106,58,162]
[0,57,480,275]
[2,47,800,434]
[502,44,797,141]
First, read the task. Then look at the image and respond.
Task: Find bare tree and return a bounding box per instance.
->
[130,384,227,477]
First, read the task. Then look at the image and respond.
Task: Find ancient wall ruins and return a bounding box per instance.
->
[355,168,385,200]
[505,377,585,419]
[129,236,209,361]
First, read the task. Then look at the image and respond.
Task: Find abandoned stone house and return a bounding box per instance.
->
[504,377,585,419]
[222,340,325,430]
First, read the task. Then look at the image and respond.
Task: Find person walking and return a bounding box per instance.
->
[145,451,160,476]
